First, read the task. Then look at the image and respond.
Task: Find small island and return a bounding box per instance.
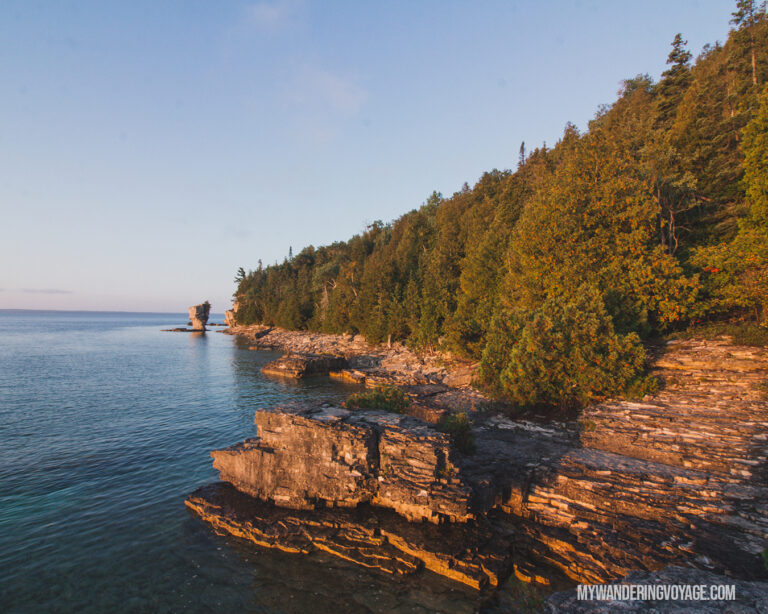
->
[162,302,212,333]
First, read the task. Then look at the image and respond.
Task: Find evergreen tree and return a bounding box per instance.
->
[229,14,767,408]
[731,0,763,86]
[655,34,692,128]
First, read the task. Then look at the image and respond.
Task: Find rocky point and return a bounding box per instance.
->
[187,333,768,603]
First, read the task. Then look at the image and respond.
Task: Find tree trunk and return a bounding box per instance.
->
[752,45,758,86]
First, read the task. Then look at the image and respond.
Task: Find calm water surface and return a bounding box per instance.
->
[0,311,477,613]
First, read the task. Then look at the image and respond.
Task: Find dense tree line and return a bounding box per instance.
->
[233,4,768,408]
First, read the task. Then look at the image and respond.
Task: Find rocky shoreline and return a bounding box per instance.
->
[226,324,480,387]
[188,326,768,609]
[226,324,489,419]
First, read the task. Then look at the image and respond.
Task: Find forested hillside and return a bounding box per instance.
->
[232,3,768,407]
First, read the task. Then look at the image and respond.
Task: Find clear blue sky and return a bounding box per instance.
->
[0,0,734,313]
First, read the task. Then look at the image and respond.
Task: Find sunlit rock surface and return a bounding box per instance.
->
[261,353,347,379]
[189,336,768,594]
[186,482,513,590]
[211,404,474,523]
[224,310,236,327]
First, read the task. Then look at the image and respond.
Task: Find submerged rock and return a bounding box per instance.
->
[186,481,513,590]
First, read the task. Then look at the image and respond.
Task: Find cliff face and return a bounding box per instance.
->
[212,405,473,523]
[187,337,768,592]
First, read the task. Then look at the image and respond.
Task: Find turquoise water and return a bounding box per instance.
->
[0,311,477,613]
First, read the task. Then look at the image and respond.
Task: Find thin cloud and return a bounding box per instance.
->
[289,68,368,115]
[245,1,295,29]
[220,225,252,241]
[21,288,73,295]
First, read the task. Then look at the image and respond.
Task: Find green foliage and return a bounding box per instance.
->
[669,322,768,347]
[345,386,411,413]
[232,8,768,410]
[655,34,693,128]
[694,84,768,323]
[623,374,661,400]
[437,412,476,455]
[480,285,647,408]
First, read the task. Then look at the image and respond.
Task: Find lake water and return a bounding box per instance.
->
[0,311,479,613]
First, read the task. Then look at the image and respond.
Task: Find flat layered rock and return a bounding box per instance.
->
[515,448,768,583]
[229,324,483,391]
[582,339,768,480]
[194,335,768,594]
[212,404,474,523]
[186,482,514,590]
[261,353,347,379]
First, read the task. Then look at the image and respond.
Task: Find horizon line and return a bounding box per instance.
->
[0,308,227,315]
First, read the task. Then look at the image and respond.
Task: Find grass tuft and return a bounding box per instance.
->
[345,386,411,413]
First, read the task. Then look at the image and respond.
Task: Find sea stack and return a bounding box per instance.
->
[188,302,210,331]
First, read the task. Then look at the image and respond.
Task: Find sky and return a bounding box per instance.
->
[0,0,736,313]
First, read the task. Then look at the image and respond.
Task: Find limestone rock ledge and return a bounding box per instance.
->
[185,481,513,590]
[261,353,347,379]
[211,404,473,523]
[189,336,768,596]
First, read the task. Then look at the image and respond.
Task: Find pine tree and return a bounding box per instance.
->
[731,0,763,86]
[655,34,693,128]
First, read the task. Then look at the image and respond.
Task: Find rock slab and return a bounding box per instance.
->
[186,481,513,590]
[211,404,474,523]
[261,353,347,379]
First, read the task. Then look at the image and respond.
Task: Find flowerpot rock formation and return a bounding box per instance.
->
[188,303,210,331]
